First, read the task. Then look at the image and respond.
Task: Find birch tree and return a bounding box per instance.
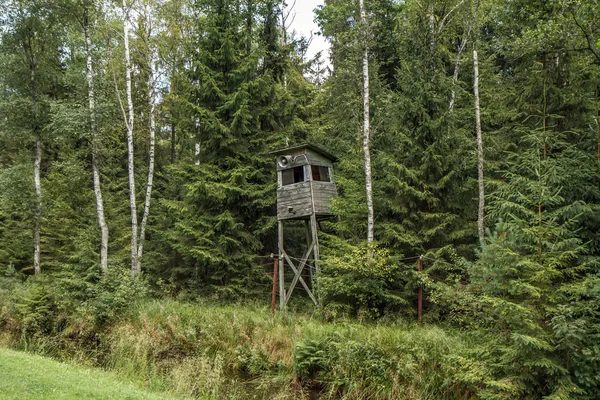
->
[359,0,374,243]
[18,6,46,275]
[472,0,484,242]
[136,0,157,272]
[473,48,484,242]
[122,0,139,274]
[82,1,109,271]
[448,30,469,115]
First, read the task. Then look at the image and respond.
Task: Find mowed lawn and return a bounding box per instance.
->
[0,348,173,400]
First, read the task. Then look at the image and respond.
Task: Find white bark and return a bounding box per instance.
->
[136,4,156,272]
[33,139,42,275]
[359,0,374,243]
[450,1,479,115]
[28,58,41,275]
[194,142,200,166]
[448,35,468,115]
[84,5,109,272]
[280,0,291,88]
[473,49,484,242]
[123,0,139,274]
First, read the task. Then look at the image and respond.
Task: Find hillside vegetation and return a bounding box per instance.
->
[1,292,499,400]
[1,0,600,398]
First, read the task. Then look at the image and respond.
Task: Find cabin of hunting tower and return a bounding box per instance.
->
[270,143,338,220]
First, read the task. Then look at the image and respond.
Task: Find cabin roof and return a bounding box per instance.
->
[269,143,338,162]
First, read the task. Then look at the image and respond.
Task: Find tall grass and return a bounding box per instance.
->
[1,296,489,399]
[98,300,482,399]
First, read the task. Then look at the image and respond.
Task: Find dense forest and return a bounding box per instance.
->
[1,0,600,398]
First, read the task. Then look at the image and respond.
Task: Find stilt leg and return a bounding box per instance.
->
[305,220,314,284]
[278,220,285,310]
[310,213,321,306]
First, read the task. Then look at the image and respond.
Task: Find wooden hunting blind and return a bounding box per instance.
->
[270,143,338,308]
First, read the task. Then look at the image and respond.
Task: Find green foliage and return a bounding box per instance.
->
[0,295,497,399]
[11,275,59,339]
[0,0,600,398]
[294,323,482,399]
[79,265,149,325]
[551,274,600,399]
[320,240,405,318]
[158,0,299,296]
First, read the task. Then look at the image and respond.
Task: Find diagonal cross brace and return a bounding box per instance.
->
[283,245,317,306]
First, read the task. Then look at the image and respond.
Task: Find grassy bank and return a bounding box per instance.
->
[0,348,175,399]
[2,298,492,399]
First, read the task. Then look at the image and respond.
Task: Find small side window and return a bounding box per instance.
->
[281,166,305,186]
[311,165,330,182]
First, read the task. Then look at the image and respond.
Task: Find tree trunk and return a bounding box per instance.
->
[195,142,200,166]
[473,49,484,243]
[137,5,156,272]
[28,53,42,275]
[123,0,138,274]
[448,35,468,115]
[450,0,479,115]
[33,139,42,275]
[280,0,289,88]
[171,122,176,163]
[359,0,374,243]
[84,5,109,272]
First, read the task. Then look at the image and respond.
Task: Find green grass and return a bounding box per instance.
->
[1,298,493,399]
[0,348,175,400]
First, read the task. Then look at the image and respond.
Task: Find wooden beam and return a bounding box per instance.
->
[310,214,321,305]
[285,242,314,305]
[283,252,318,305]
[278,220,285,309]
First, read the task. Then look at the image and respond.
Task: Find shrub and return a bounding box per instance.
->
[80,264,148,326]
[320,241,405,318]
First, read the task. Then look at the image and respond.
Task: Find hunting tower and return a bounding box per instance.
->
[270,143,338,308]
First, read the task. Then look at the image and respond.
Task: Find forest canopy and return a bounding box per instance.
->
[1,0,600,398]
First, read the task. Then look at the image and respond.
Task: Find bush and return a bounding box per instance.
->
[11,275,58,339]
[320,241,405,319]
[79,264,148,326]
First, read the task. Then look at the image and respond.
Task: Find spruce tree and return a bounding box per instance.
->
[163,0,287,294]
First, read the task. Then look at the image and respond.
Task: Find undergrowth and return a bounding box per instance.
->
[0,270,503,399]
[0,291,493,399]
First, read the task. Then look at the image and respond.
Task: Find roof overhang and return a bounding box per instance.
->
[269,142,338,162]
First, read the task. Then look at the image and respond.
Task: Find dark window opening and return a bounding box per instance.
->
[282,166,305,186]
[311,165,330,182]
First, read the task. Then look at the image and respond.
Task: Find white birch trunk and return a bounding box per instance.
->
[28,61,42,275]
[451,1,480,115]
[473,49,485,242]
[448,35,468,115]
[123,0,139,274]
[136,4,156,272]
[280,0,289,88]
[84,6,109,272]
[33,139,42,275]
[359,0,374,243]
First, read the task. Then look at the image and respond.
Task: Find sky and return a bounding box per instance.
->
[284,0,330,62]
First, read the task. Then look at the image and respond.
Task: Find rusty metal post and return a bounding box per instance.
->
[271,257,279,315]
[418,255,423,325]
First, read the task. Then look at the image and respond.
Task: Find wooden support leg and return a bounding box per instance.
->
[310,213,321,305]
[278,220,285,310]
[305,220,313,283]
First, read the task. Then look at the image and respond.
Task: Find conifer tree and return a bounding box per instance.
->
[164,0,288,293]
